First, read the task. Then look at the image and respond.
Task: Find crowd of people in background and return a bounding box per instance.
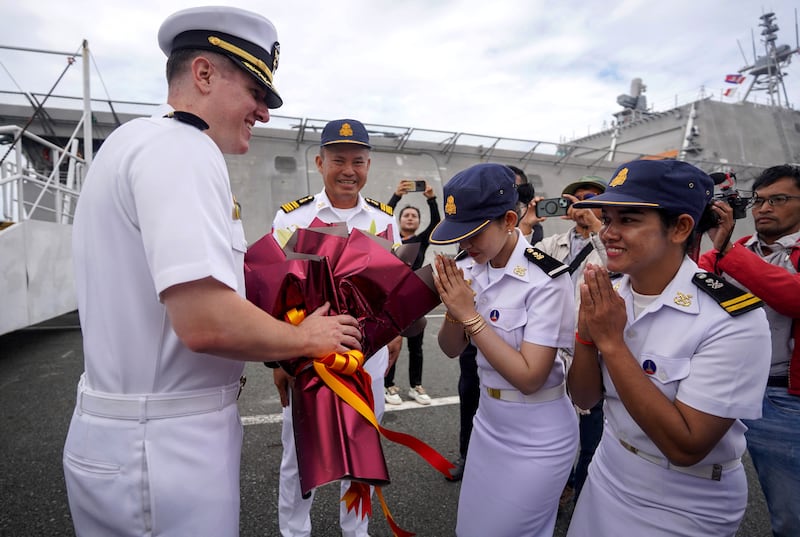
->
[63,5,798,537]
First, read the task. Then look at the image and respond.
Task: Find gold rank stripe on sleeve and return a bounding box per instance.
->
[365,198,393,216]
[692,272,763,316]
[280,195,314,213]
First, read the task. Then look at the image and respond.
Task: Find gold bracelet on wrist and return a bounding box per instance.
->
[465,319,488,337]
[461,313,483,327]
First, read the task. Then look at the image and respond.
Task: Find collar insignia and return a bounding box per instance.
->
[513,265,527,277]
[673,291,692,307]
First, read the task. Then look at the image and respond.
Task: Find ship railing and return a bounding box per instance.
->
[0,125,85,226]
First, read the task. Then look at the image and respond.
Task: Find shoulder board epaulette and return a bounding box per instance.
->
[280,195,315,213]
[692,272,763,316]
[365,198,393,216]
[524,247,570,278]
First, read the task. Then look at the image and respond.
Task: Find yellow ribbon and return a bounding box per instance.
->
[285,307,454,537]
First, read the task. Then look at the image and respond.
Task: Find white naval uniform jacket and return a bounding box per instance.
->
[602,257,771,465]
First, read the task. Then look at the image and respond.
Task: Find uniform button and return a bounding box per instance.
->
[626,330,636,338]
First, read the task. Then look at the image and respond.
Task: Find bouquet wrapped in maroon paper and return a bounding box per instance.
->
[244,219,451,521]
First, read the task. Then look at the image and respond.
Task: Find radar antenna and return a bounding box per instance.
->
[739,11,800,107]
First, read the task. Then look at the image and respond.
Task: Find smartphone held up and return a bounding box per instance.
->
[404,179,427,192]
[536,197,572,217]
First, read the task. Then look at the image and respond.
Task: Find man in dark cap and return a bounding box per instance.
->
[64,8,362,536]
[271,119,401,537]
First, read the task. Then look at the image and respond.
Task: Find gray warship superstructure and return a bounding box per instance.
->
[1,12,798,335]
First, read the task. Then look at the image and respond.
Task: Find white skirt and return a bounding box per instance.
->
[567,431,747,537]
[456,389,578,537]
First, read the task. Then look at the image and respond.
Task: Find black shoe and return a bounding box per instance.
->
[445,457,465,482]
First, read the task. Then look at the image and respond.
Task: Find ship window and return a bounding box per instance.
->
[275,156,297,173]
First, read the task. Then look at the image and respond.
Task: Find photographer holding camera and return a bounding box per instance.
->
[698,164,800,537]
[509,165,545,244]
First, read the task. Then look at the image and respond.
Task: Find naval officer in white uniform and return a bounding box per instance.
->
[64,8,362,537]
[431,163,578,537]
[566,160,771,536]
[270,119,401,537]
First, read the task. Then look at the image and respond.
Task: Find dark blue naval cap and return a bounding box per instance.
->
[430,163,518,245]
[572,159,714,227]
[320,119,371,148]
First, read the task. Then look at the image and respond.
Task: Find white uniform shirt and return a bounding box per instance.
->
[602,257,771,464]
[272,190,400,248]
[72,105,246,394]
[271,189,401,373]
[460,231,575,390]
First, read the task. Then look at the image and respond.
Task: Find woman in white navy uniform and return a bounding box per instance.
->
[566,160,771,536]
[431,163,578,537]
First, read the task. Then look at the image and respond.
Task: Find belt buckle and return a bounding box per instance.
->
[237,376,247,400]
[487,387,501,400]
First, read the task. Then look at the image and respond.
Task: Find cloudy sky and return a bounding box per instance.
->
[1,0,798,143]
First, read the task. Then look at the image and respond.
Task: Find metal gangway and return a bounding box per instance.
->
[0,40,91,335]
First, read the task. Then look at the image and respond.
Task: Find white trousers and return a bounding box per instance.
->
[64,400,243,537]
[278,349,387,537]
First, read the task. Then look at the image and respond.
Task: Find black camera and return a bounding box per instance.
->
[536,197,572,218]
[709,171,749,220]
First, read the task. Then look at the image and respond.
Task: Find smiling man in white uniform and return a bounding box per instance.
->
[64,8,363,537]
[270,119,401,537]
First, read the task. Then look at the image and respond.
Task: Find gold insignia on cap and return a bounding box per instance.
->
[610,167,629,187]
[339,123,354,137]
[513,265,527,277]
[208,36,274,83]
[272,43,280,74]
[445,195,457,215]
[674,291,693,307]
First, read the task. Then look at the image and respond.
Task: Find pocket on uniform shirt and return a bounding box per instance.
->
[486,307,527,333]
[230,221,248,254]
[638,353,691,385]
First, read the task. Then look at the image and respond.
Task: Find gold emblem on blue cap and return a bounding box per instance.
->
[445,195,457,215]
[339,123,354,137]
[610,167,628,187]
